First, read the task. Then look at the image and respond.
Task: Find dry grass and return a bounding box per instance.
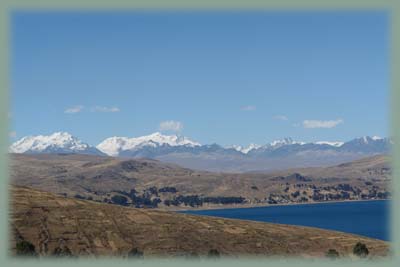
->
[10,186,389,258]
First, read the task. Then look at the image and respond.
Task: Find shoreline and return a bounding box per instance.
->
[172,198,390,242]
[171,198,390,212]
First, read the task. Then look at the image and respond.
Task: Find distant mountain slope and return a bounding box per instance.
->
[153,135,391,172]
[10,153,390,209]
[297,155,391,180]
[338,136,391,153]
[10,132,391,172]
[10,186,389,258]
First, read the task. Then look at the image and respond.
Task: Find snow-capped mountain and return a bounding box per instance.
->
[10,132,392,172]
[230,143,261,154]
[9,132,104,155]
[338,136,390,153]
[96,132,200,157]
[314,141,344,147]
[229,138,304,154]
[148,135,390,172]
[233,138,311,158]
[253,138,305,153]
[235,136,389,155]
[268,137,305,148]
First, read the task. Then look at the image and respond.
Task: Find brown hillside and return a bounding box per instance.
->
[10,186,389,258]
[9,154,390,208]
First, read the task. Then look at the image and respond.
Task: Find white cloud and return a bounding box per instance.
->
[91,106,120,113]
[241,105,256,111]
[159,120,183,132]
[9,131,16,138]
[64,105,84,114]
[273,115,288,121]
[302,119,344,129]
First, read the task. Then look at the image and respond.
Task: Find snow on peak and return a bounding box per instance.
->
[229,143,261,154]
[228,145,243,152]
[314,141,344,147]
[356,136,378,144]
[231,138,306,154]
[268,137,305,148]
[270,137,292,147]
[9,132,92,153]
[96,132,201,156]
[357,135,385,144]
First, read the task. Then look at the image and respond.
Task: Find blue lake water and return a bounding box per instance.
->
[182,200,390,241]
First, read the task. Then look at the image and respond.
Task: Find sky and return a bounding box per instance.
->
[10,10,389,147]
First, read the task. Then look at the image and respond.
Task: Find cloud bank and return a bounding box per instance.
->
[64,105,84,114]
[91,106,120,113]
[302,119,344,129]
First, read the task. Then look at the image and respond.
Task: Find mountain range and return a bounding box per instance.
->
[9,132,392,172]
[9,132,105,156]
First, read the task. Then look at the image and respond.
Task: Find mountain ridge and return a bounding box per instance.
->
[10,132,391,172]
[10,153,390,209]
[9,132,105,156]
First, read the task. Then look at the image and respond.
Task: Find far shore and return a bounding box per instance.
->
[168,198,390,212]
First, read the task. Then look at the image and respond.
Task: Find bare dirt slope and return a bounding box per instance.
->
[10,186,389,258]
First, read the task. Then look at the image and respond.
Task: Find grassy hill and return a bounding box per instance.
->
[9,153,390,209]
[10,186,389,258]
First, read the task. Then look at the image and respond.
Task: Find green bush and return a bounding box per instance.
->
[207,249,220,259]
[127,247,143,258]
[325,249,339,259]
[111,195,128,206]
[353,242,369,258]
[16,240,37,257]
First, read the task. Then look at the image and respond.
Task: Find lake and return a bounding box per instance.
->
[182,200,390,241]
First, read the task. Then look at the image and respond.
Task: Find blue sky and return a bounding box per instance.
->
[10,11,389,146]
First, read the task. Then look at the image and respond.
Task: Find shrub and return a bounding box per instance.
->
[207,249,220,259]
[299,196,308,202]
[325,249,339,259]
[127,247,143,258]
[291,191,300,198]
[353,242,369,258]
[147,186,158,196]
[284,187,289,192]
[52,246,73,257]
[159,187,178,193]
[16,240,37,256]
[111,195,128,206]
